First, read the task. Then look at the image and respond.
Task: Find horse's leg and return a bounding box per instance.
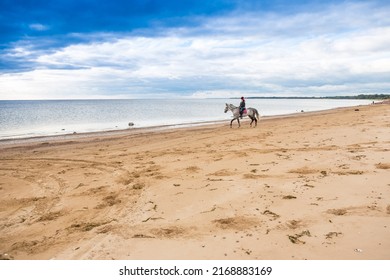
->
[249,116,254,127]
[254,117,257,127]
[230,116,240,128]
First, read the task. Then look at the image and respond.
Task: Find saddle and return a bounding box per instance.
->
[240,108,247,115]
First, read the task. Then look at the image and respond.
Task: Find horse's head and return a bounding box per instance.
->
[224,103,229,113]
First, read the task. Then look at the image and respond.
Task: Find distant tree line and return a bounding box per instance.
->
[320,94,390,100]
[235,94,390,100]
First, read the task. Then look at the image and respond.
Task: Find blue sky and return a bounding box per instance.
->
[0,0,389,99]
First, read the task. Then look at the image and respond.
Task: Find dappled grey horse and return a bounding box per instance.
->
[224,103,260,128]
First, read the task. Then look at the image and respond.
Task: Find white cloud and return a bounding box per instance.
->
[29,23,49,31]
[1,1,389,99]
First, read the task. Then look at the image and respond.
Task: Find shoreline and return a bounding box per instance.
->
[0,99,376,144]
[0,119,230,148]
[0,103,374,148]
[0,102,389,260]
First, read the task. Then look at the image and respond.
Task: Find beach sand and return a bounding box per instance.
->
[0,103,389,260]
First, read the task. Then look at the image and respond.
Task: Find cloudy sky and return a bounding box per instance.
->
[1,0,389,99]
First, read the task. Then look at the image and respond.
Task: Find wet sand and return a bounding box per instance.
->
[0,103,389,260]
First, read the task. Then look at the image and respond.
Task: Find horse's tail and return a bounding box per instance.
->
[252,108,260,119]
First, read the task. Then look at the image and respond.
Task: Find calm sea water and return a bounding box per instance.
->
[0,99,372,140]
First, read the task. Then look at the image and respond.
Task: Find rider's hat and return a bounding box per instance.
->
[241,96,245,100]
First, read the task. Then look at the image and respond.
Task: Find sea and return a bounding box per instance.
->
[0,98,373,140]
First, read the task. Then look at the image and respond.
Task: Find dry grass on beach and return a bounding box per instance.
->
[0,103,389,260]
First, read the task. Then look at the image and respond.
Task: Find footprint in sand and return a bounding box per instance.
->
[37,210,65,222]
[95,193,122,209]
[212,216,258,230]
[115,171,134,185]
[327,208,347,216]
[262,210,280,220]
[288,167,319,175]
[288,230,311,244]
[327,205,385,216]
[67,220,112,233]
[282,195,297,200]
[325,232,342,239]
[185,166,201,173]
[243,173,269,179]
[132,234,155,239]
[150,226,188,238]
[375,163,390,170]
[286,220,305,229]
[207,169,235,176]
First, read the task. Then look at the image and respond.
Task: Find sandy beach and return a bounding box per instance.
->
[0,103,389,260]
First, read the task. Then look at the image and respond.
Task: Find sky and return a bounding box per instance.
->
[0,0,389,99]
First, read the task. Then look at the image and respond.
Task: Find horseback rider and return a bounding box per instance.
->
[239,96,246,118]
